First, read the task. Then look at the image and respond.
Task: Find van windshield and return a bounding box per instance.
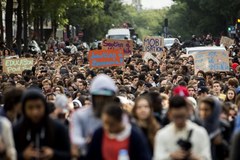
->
[108,35,128,40]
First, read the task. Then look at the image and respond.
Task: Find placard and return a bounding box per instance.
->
[2,58,34,74]
[143,52,160,64]
[88,49,124,68]
[194,50,229,73]
[102,39,133,56]
[143,36,164,53]
[220,36,235,48]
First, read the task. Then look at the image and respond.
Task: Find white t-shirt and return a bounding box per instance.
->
[154,120,212,160]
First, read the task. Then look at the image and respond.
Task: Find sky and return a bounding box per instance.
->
[122,0,174,9]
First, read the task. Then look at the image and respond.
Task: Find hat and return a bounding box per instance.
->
[232,63,239,72]
[187,97,197,109]
[55,94,68,109]
[173,86,189,97]
[198,86,209,94]
[198,80,206,88]
[90,74,118,96]
[72,99,83,108]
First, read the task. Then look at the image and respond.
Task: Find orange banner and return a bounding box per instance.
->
[89,49,124,68]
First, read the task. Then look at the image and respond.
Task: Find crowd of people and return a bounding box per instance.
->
[0,34,239,160]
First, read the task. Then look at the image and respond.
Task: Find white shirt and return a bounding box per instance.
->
[154,120,211,160]
[0,117,16,160]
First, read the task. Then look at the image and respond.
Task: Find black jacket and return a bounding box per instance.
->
[13,118,71,160]
[86,126,152,160]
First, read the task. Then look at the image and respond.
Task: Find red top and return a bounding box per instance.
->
[102,131,130,160]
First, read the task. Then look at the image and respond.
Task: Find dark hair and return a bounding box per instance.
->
[200,97,215,110]
[3,88,24,112]
[169,96,187,109]
[137,80,145,88]
[103,102,123,122]
[21,89,49,116]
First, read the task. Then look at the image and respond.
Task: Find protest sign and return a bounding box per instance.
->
[194,50,229,73]
[88,49,124,68]
[2,58,34,74]
[143,52,160,65]
[102,39,133,56]
[220,36,235,48]
[143,36,164,53]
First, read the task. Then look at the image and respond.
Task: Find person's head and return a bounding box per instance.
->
[78,80,87,91]
[226,89,236,102]
[102,102,125,134]
[22,89,48,124]
[132,96,153,121]
[53,86,64,94]
[197,70,205,78]
[90,74,118,117]
[235,94,240,109]
[197,86,209,99]
[3,88,24,122]
[136,80,145,90]
[199,97,216,120]
[42,79,52,92]
[228,78,239,89]
[132,76,139,86]
[46,93,56,103]
[169,96,189,129]
[187,85,195,97]
[213,81,221,94]
[160,93,169,109]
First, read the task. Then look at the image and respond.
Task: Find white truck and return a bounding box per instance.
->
[106,28,131,40]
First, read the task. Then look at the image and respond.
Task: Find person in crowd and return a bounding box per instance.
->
[198,97,229,160]
[187,85,196,98]
[213,81,226,101]
[0,116,16,159]
[132,95,160,154]
[197,86,209,100]
[230,130,240,160]
[46,93,56,103]
[154,96,211,160]
[86,102,151,160]
[13,89,71,160]
[225,88,237,104]
[42,79,52,95]
[0,87,24,123]
[70,74,118,159]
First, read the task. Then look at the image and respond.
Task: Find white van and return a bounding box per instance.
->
[185,46,226,55]
[106,28,130,40]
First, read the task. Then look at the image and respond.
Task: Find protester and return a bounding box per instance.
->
[198,97,229,160]
[0,116,16,160]
[13,89,71,160]
[132,95,160,154]
[154,96,211,160]
[225,88,237,103]
[0,88,23,123]
[86,102,151,160]
[70,74,118,159]
[0,31,238,160]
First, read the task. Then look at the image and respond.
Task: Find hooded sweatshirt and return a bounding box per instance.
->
[13,89,71,160]
[201,97,222,139]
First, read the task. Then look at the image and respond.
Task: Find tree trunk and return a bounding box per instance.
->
[23,0,28,52]
[16,0,22,55]
[40,0,43,42]
[40,16,43,42]
[0,0,4,42]
[5,0,13,49]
